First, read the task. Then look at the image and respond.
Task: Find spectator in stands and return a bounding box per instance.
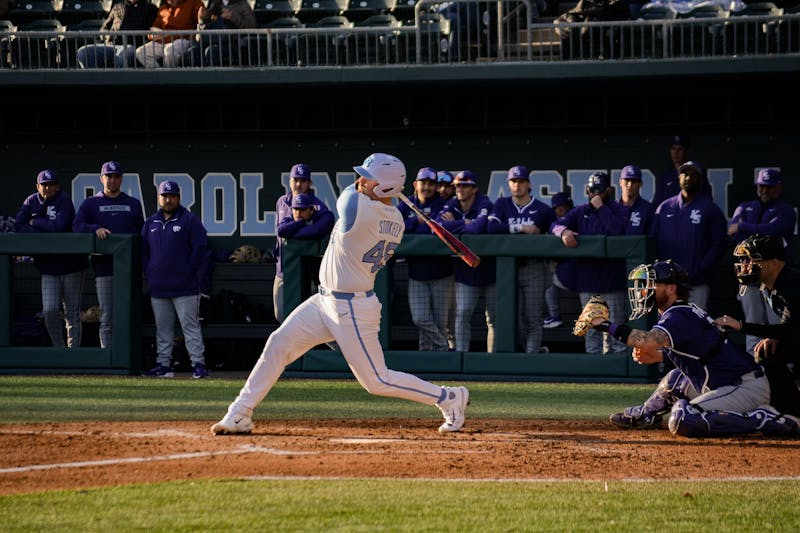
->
[194,0,256,66]
[135,0,204,68]
[487,165,555,353]
[437,170,496,352]
[437,170,455,201]
[614,164,654,235]
[543,191,574,329]
[651,161,727,311]
[14,170,88,348]
[272,163,334,323]
[727,168,796,355]
[76,0,158,68]
[652,135,711,205]
[550,172,629,354]
[73,161,145,348]
[397,167,453,351]
[142,180,210,379]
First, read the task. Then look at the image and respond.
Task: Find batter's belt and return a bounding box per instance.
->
[318,286,375,300]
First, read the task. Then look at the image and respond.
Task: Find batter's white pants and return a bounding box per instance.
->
[228,292,446,418]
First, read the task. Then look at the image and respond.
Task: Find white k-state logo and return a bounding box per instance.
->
[690,209,702,224]
[630,211,642,227]
[173,225,182,232]
[46,206,57,220]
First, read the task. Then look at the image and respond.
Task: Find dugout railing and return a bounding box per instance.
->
[0,233,659,381]
[0,233,141,374]
[1,9,800,70]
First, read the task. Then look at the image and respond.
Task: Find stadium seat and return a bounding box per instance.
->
[253,0,301,25]
[726,2,782,55]
[390,0,416,24]
[631,3,676,58]
[62,18,105,68]
[343,0,395,23]
[351,13,401,64]
[243,16,305,66]
[295,0,347,24]
[16,18,65,68]
[674,1,728,57]
[57,0,106,27]
[9,0,57,26]
[302,14,353,65]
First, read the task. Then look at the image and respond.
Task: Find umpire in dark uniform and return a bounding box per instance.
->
[715,234,800,417]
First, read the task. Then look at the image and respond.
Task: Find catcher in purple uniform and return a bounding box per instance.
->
[574,259,799,438]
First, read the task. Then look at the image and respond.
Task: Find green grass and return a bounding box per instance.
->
[0,376,653,422]
[2,478,800,532]
[2,376,798,532]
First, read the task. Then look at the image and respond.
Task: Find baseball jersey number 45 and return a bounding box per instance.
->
[363,240,399,273]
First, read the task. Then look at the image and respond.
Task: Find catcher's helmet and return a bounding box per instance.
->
[353,153,406,198]
[733,234,785,287]
[627,259,689,320]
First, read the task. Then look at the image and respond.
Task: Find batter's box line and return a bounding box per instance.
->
[0,445,318,475]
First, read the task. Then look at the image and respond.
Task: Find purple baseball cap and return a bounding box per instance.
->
[416,167,438,182]
[158,180,180,195]
[291,193,314,209]
[620,165,642,180]
[670,134,690,148]
[37,170,58,184]
[453,170,477,186]
[551,192,573,209]
[101,161,123,176]
[290,163,311,180]
[678,161,704,177]
[756,168,782,185]
[507,165,529,180]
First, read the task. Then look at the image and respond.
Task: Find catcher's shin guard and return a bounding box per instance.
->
[668,400,800,437]
[642,368,693,416]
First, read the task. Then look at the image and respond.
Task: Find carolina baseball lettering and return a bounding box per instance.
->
[69,167,760,238]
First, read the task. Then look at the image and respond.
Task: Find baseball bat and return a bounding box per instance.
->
[397,192,481,268]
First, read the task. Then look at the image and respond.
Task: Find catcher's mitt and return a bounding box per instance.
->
[572,295,609,337]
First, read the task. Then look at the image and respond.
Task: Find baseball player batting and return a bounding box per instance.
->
[212,153,469,435]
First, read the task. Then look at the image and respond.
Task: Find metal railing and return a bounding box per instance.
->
[1,9,799,70]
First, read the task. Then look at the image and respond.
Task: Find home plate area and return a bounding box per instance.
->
[2,419,799,494]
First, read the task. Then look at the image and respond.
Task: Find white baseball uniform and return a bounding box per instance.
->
[225,184,447,418]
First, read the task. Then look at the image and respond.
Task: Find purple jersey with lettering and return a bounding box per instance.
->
[549,202,628,292]
[651,194,727,285]
[729,198,796,244]
[397,195,453,281]
[613,196,654,235]
[655,301,760,392]
[437,193,495,286]
[273,192,333,278]
[486,196,555,235]
[73,191,145,276]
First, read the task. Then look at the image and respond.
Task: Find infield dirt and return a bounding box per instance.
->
[2,419,799,494]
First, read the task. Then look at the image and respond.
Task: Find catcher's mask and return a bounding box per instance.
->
[733,234,785,293]
[628,260,689,320]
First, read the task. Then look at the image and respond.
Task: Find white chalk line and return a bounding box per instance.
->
[0,445,318,474]
[244,475,800,483]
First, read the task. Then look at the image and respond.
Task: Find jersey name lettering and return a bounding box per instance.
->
[379,220,402,237]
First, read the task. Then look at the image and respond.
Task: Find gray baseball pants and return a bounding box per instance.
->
[95,275,113,348]
[455,282,496,353]
[518,260,547,353]
[41,270,85,348]
[408,275,453,351]
[151,294,205,366]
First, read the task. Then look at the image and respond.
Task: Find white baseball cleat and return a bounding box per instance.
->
[211,411,254,435]
[437,386,469,434]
